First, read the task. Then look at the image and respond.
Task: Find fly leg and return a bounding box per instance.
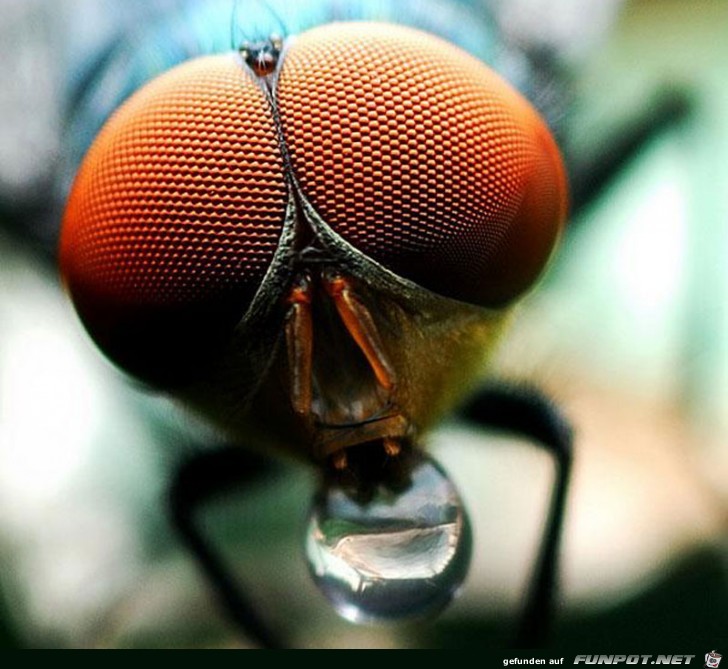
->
[568,90,692,219]
[168,448,285,649]
[459,383,573,648]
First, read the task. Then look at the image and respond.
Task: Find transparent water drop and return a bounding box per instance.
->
[305,450,471,623]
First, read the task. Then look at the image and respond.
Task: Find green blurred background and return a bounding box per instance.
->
[0,0,726,649]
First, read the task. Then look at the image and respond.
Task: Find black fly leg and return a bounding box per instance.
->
[168,448,285,649]
[568,91,692,220]
[459,384,573,648]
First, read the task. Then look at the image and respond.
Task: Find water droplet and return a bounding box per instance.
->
[305,450,471,623]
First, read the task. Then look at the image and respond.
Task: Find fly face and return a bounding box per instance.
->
[60,22,567,622]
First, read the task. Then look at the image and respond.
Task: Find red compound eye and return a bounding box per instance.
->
[61,24,567,385]
[60,55,287,383]
[277,23,567,307]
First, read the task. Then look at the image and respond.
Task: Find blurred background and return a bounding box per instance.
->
[0,0,726,649]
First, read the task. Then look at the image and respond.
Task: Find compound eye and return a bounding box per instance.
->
[277,23,567,307]
[60,55,287,384]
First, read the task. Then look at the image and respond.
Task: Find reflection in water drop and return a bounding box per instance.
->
[305,451,471,623]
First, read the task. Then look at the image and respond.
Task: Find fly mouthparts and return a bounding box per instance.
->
[322,437,413,502]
